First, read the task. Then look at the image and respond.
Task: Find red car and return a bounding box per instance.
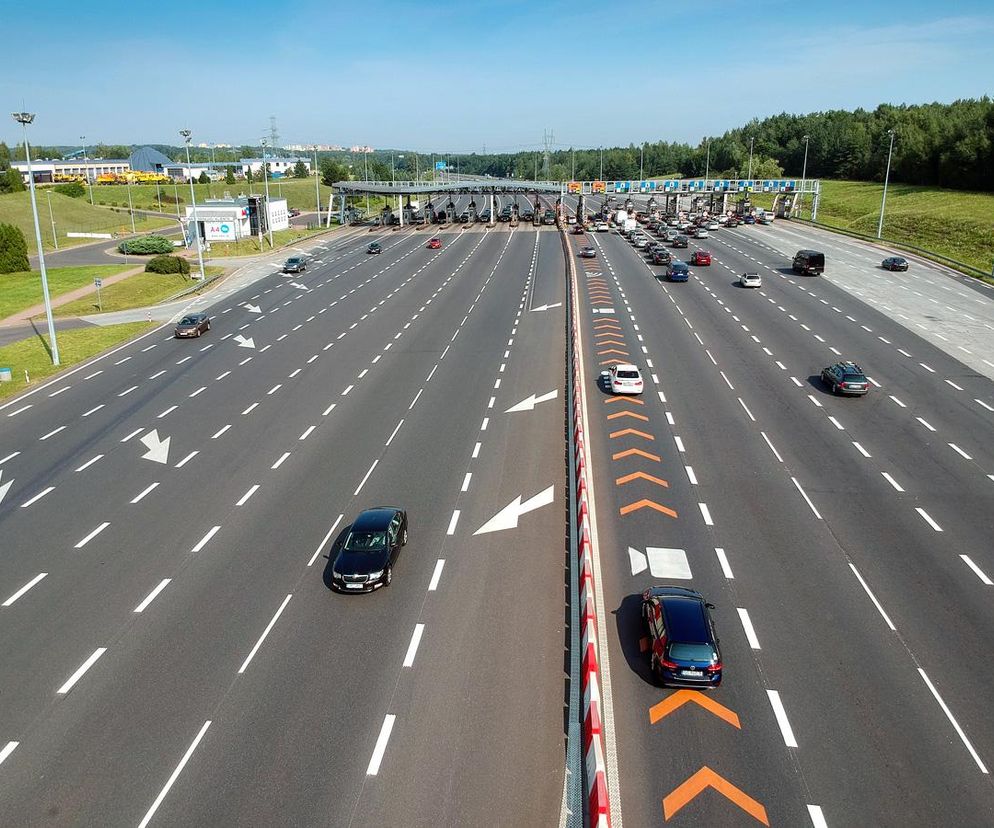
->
[427,237,442,249]
[690,250,712,266]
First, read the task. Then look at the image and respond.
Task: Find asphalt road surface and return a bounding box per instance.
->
[0,222,568,826]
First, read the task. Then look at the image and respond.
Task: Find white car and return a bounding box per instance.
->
[609,363,644,394]
[706,221,720,230]
[739,272,762,288]
[633,235,650,249]
[716,215,729,224]
[595,222,609,232]
[694,228,710,238]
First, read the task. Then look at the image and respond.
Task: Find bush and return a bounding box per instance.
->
[0,222,30,273]
[119,234,175,255]
[53,181,85,198]
[145,255,190,275]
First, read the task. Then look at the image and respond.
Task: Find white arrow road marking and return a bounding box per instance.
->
[0,470,12,507]
[474,485,554,535]
[505,389,558,413]
[243,304,262,313]
[289,282,311,292]
[646,547,692,579]
[529,302,562,312]
[140,429,171,464]
[629,546,648,576]
[592,307,616,314]
[233,335,256,349]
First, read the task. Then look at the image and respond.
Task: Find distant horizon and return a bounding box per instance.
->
[3,1,992,152]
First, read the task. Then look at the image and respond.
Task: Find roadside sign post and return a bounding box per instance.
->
[94,278,103,311]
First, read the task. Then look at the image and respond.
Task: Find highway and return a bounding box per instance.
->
[567,210,994,825]
[0,221,568,825]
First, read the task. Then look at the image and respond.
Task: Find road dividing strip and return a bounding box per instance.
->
[137,720,212,828]
[565,226,616,827]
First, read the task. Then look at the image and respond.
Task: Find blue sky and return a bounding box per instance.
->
[4,0,994,152]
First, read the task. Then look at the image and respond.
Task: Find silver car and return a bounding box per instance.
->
[739,272,762,288]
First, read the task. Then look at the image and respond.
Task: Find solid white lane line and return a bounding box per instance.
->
[175,451,199,468]
[916,507,943,532]
[3,572,48,606]
[309,515,344,567]
[236,485,260,506]
[21,487,55,508]
[737,608,761,649]
[386,419,404,446]
[918,669,989,774]
[402,624,425,667]
[354,460,379,495]
[75,454,104,472]
[299,426,316,441]
[428,559,445,591]
[134,579,171,613]
[461,473,472,492]
[191,526,221,552]
[961,555,993,585]
[881,473,905,492]
[39,426,67,441]
[767,690,798,748]
[74,522,110,548]
[447,510,460,535]
[0,741,18,766]
[238,594,292,674]
[698,503,714,526]
[130,482,160,504]
[853,442,872,458]
[948,443,973,460]
[57,647,107,694]
[760,432,783,463]
[849,562,897,630]
[791,477,823,520]
[137,720,212,828]
[366,714,396,776]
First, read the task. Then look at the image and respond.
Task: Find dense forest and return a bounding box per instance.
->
[6,98,993,191]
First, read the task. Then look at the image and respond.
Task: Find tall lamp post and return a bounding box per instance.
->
[599,146,603,181]
[260,138,274,247]
[13,112,59,366]
[877,129,896,239]
[704,137,711,181]
[639,142,645,181]
[313,145,322,225]
[80,134,94,205]
[180,129,206,278]
[799,134,810,217]
[747,136,755,180]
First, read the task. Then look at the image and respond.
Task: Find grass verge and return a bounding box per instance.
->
[49,266,226,317]
[0,265,134,320]
[0,322,156,401]
[204,226,329,258]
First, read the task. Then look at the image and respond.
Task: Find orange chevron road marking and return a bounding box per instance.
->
[612,448,660,461]
[606,410,648,421]
[609,428,654,440]
[662,767,768,825]
[649,690,740,728]
[594,331,622,338]
[619,499,678,518]
[596,340,626,348]
[615,471,669,487]
[605,397,643,405]
[598,349,629,357]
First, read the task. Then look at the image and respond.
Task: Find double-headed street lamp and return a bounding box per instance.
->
[179,129,206,279]
[260,138,274,247]
[800,135,810,217]
[313,145,322,226]
[877,129,896,239]
[13,112,59,366]
[747,136,755,180]
[704,137,711,181]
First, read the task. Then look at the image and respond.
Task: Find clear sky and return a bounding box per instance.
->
[4,0,993,153]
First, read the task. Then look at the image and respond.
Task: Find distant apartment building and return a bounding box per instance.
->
[284,143,342,152]
[350,145,374,154]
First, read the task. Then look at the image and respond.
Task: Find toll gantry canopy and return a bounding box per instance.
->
[332,177,564,195]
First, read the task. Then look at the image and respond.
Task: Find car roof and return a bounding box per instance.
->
[352,507,400,530]
[653,593,711,641]
[613,363,639,372]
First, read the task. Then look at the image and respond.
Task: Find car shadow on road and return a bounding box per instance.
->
[806,374,832,394]
[320,523,354,592]
[612,593,656,686]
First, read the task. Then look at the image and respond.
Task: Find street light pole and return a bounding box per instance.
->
[747,136,755,180]
[800,134,810,218]
[45,191,58,250]
[877,129,895,239]
[80,134,94,205]
[571,148,575,181]
[313,145,321,225]
[599,146,603,181]
[14,112,59,366]
[260,138,274,247]
[639,142,644,180]
[127,177,136,233]
[704,137,711,181]
[180,129,206,278]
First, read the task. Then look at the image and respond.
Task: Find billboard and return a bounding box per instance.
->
[592,180,606,193]
[567,181,582,194]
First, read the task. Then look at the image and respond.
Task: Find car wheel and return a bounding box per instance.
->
[384,566,393,587]
[196,328,201,337]
[206,321,211,330]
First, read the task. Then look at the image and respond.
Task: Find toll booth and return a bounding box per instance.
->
[533,199,542,227]
[467,200,478,222]
[424,202,435,223]
[402,202,418,224]
[380,206,395,225]
[445,201,456,223]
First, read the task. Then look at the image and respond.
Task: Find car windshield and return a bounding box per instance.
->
[179,316,198,325]
[287,258,301,264]
[668,643,717,662]
[617,370,640,379]
[843,373,866,382]
[345,530,387,552]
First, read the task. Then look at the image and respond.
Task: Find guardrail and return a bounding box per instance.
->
[789,217,992,282]
[159,273,224,304]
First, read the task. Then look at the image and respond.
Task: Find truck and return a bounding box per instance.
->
[614,209,629,227]
[623,217,637,235]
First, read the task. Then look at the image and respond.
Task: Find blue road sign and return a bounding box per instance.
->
[435,161,447,170]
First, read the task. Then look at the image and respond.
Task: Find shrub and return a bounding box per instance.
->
[145,255,190,275]
[53,181,85,198]
[119,234,175,254]
[0,222,30,273]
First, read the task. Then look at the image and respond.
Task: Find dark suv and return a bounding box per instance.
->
[642,586,722,688]
[331,507,409,592]
[367,242,382,254]
[282,256,306,273]
[793,249,825,275]
[821,361,869,396]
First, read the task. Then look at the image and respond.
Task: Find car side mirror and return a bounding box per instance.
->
[705,602,716,610]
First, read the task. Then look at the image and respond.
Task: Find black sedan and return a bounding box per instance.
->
[331,508,408,592]
[882,256,909,271]
[671,235,689,248]
[174,312,210,338]
[367,242,382,254]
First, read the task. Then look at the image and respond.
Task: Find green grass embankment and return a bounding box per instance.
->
[0,265,133,320]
